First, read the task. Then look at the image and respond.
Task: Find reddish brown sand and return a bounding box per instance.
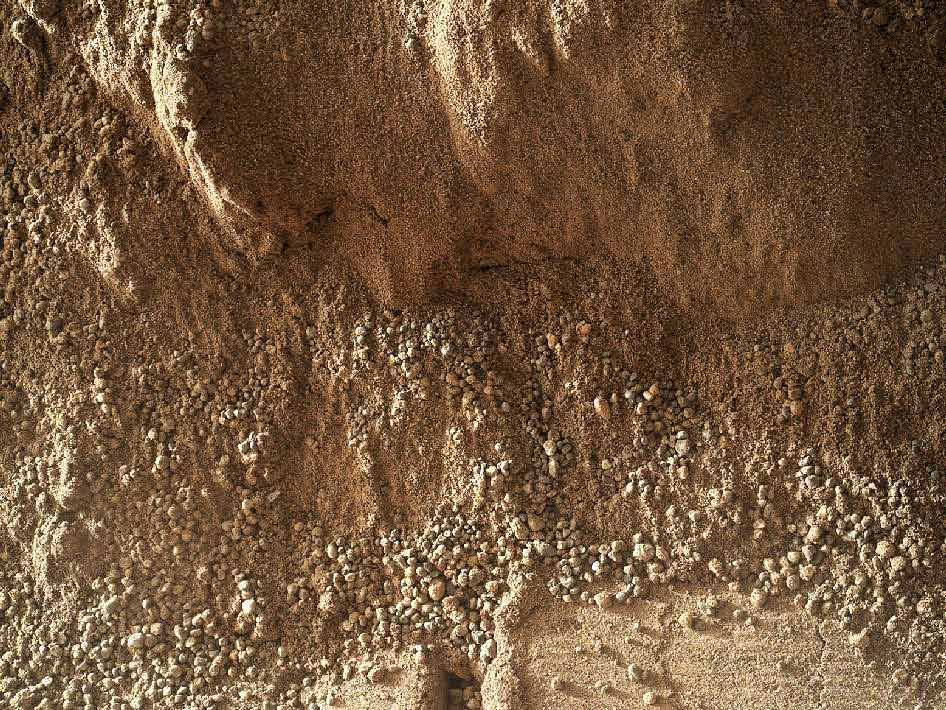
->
[1,0,946,708]
[75,0,946,314]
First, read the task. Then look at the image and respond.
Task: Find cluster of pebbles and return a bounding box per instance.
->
[2,7,946,707]
[0,234,944,708]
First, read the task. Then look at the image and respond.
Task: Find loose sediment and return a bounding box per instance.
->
[1,0,946,708]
